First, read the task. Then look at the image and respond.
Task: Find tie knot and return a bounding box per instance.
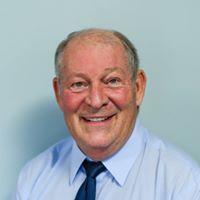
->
[83,159,106,178]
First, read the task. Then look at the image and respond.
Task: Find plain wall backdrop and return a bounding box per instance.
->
[1,0,200,199]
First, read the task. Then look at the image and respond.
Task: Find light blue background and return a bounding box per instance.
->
[1,0,200,199]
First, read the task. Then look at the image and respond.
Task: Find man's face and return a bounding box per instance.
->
[53,39,146,160]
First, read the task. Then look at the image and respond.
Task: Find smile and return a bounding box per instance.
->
[82,114,115,122]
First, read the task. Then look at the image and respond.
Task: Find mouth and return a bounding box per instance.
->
[81,114,116,123]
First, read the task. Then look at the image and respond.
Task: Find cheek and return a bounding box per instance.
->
[61,91,85,113]
[108,87,135,109]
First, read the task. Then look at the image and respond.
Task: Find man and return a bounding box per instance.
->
[14,28,200,199]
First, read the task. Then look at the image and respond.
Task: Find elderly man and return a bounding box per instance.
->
[14,29,200,200]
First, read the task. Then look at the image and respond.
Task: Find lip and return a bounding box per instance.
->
[80,114,116,125]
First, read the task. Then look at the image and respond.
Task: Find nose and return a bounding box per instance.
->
[85,83,109,109]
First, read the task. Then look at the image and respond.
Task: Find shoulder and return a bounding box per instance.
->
[23,136,73,172]
[15,137,73,198]
[146,131,200,172]
[143,128,200,197]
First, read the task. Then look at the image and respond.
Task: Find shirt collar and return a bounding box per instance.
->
[69,118,147,186]
[69,140,86,185]
[102,119,147,186]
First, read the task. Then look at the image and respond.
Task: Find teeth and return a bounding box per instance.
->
[86,117,107,122]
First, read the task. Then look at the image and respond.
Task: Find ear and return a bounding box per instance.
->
[135,69,147,106]
[53,77,63,110]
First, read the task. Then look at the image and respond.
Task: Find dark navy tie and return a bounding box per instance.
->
[75,159,106,200]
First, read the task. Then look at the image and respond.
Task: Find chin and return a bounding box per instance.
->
[89,137,112,148]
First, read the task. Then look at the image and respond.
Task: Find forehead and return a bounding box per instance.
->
[62,33,128,66]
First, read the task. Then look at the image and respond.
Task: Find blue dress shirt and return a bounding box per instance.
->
[13,120,200,200]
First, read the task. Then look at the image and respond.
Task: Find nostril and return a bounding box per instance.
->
[85,94,109,109]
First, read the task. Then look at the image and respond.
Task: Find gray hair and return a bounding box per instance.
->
[54,28,139,80]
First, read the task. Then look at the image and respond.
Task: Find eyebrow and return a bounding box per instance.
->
[61,72,89,81]
[60,66,125,81]
[103,67,125,75]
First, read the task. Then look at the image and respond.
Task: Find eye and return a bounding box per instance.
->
[106,77,121,87]
[70,81,88,92]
